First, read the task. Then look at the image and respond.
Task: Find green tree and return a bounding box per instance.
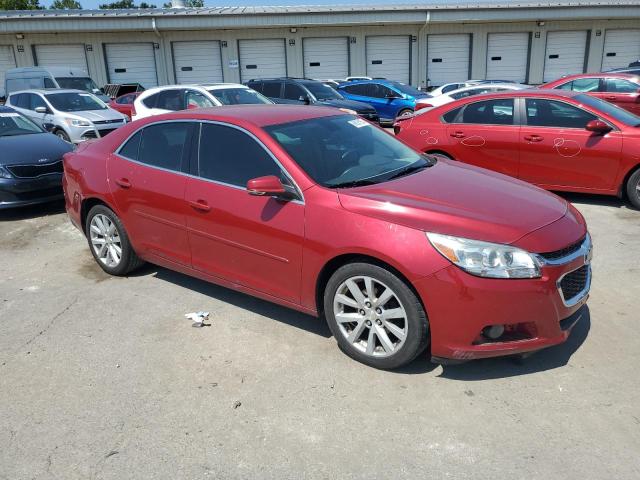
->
[50,0,82,8]
[163,0,204,6]
[0,0,42,9]
[99,0,155,7]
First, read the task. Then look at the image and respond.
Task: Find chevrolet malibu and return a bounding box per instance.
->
[63,105,591,369]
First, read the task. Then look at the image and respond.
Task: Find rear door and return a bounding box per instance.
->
[445,97,521,177]
[599,77,640,115]
[518,98,622,190]
[184,122,304,303]
[108,121,196,265]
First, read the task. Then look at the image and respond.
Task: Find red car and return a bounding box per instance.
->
[63,105,590,369]
[395,90,640,208]
[108,92,141,120]
[542,73,640,115]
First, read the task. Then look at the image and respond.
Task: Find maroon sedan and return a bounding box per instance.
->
[63,105,590,369]
[108,92,141,120]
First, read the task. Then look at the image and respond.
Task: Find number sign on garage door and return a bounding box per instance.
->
[34,44,88,71]
[0,46,16,98]
[172,41,223,84]
[427,34,471,86]
[543,31,587,82]
[601,29,640,71]
[104,43,158,88]
[239,39,287,82]
[366,36,410,83]
[486,33,530,83]
[303,37,349,79]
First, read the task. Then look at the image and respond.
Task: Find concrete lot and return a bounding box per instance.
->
[1,194,639,479]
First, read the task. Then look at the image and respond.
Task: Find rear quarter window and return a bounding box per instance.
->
[142,92,159,108]
[118,130,142,160]
[442,106,462,123]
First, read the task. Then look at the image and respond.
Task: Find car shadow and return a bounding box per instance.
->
[137,264,332,338]
[555,191,629,209]
[0,199,66,221]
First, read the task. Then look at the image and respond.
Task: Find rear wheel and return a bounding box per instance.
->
[85,205,144,276]
[323,262,429,369]
[625,168,640,209]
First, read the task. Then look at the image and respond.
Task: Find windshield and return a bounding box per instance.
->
[55,77,100,92]
[208,88,272,105]
[45,92,107,112]
[575,93,640,126]
[388,81,427,97]
[265,115,434,188]
[304,82,344,101]
[0,111,43,137]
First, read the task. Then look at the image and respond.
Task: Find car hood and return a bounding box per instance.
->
[316,98,376,113]
[0,132,73,165]
[66,108,125,122]
[337,158,572,246]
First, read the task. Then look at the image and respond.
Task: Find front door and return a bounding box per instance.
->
[184,122,305,303]
[445,97,521,178]
[518,98,622,190]
[107,121,196,265]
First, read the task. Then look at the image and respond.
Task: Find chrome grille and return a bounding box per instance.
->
[540,236,585,261]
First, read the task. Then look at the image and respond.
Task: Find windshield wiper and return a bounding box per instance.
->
[327,179,379,189]
[386,161,432,181]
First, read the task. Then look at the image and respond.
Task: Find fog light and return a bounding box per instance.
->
[482,325,505,340]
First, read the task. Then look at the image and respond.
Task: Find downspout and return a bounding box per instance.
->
[151,17,161,37]
[419,10,431,90]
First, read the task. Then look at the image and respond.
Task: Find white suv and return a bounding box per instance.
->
[132,83,273,120]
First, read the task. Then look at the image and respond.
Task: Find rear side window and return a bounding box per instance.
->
[118,130,142,159]
[525,99,597,128]
[261,82,282,98]
[198,123,281,187]
[604,78,639,93]
[116,94,135,105]
[461,99,514,125]
[441,83,461,94]
[10,93,28,109]
[186,90,215,109]
[156,90,185,111]
[442,106,463,123]
[137,122,193,171]
[142,92,160,108]
[246,81,263,93]
[283,83,306,101]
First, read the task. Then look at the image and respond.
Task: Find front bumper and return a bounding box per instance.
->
[0,174,63,209]
[415,243,591,362]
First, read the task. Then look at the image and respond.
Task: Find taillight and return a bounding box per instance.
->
[414,103,432,111]
[130,102,137,118]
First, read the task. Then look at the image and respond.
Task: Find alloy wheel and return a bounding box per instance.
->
[89,214,122,268]
[333,275,408,358]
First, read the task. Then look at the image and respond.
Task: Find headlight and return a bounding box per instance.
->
[427,232,541,279]
[65,118,92,127]
[0,166,13,179]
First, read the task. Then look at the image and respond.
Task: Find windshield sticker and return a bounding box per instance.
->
[0,112,20,117]
[348,118,369,128]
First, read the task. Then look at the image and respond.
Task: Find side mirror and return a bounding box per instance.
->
[246,175,296,200]
[385,92,401,100]
[298,95,311,105]
[35,106,48,114]
[585,119,612,135]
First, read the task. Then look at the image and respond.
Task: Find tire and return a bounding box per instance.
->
[625,168,640,209]
[85,205,144,276]
[427,151,453,160]
[323,262,429,369]
[54,129,71,143]
[396,108,413,119]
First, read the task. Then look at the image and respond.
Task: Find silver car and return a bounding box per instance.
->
[6,89,127,144]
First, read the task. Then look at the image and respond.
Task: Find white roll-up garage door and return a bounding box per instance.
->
[366,36,410,83]
[34,44,88,71]
[543,31,587,82]
[601,29,640,70]
[104,43,158,88]
[238,39,287,82]
[0,46,16,98]
[303,37,349,80]
[427,34,471,87]
[486,33,530,83]
[172,41,223,84]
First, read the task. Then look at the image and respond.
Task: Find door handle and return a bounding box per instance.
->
[450,131,466,138]
[524,135,544,142]
[115,178,131,188]
[605,96,617,101]
[188,199,211,212]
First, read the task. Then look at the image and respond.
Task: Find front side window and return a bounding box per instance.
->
[186,90,215,109]
[156,90,185,111]
[45,92,106,112]
[198,123,282,187]
[460,99,514,125]
[303,82,343,101]
[30,94,47,111]
[559,78,600,92]
[0,111,44,137]
[208,88,271,105]
[136,122,193,171]
[265,114,433,188]
[574,93,640,126]
[283,83,306,101]
[604,78,639,93]
[342,84,368,96]
[525,99,597,128]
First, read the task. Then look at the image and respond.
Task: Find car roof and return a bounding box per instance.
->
[165,104,346,127]
[475,89,579,98]
[6,66,89,76]
[10,88,88,95]
[550,72,639,81]
[448,83,527,94]
[140,83,250,93]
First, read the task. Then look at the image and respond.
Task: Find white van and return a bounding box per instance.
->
[4,66,110,102]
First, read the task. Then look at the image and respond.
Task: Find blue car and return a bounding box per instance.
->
[337,80,433,124]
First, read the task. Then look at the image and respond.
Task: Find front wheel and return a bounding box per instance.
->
[396,108,413,119]
[323,262,429,369]
[625,168,640,209]
[54,129,71,143]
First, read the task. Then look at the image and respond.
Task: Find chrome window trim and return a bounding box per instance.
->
[556,264,592,308]
[535,233,592,266]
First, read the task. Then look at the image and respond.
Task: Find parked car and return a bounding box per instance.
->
[319,79,346,89]
[6,89,127,143]
[108,92,142,120]
[64,105,590,369]
[246,78,379,123]
[0,106,73,209]
[394,89,640,208]
[346,76,372,82]
[337,79,434,123]
[132,83,272,120]
[429,80,517,96]
[542,73,640,115]
[5,67,110,102]
[412,83,528,115]
[605,67,640,76]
